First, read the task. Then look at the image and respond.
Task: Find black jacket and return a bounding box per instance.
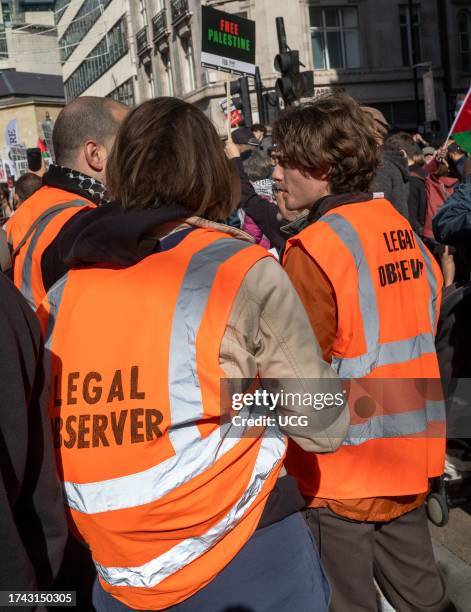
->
[408,163,427,236]
[0,275,67,601]
[372,151,410,219]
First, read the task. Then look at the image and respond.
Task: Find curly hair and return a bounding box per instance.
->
[272,94,381,194]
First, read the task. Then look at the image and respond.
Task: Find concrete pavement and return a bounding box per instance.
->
[430,504,471,612]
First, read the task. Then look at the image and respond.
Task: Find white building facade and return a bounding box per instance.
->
[57,0,471,136]
[0,0,62,75]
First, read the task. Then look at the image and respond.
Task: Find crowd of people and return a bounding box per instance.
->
[0,91,470,612]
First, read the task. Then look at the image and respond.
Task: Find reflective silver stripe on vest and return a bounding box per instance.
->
[44,273,69,352]
[416,236,439,331]
[62,238,268,514]
[342,399,446,447]
[321,214,438,378]
[95,427,286,588]
[426,399,446,423]
[41,274,70,446]
[168,238,251,453]
[332,332,436,378]
[321,214,379,357]
[65,412,257,514]
[20,201,87,309]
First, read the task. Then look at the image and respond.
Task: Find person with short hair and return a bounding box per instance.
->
[251,123,272,153]
[422,146,436,165]
[362,106,410,218]
[447,142,468,182]
[5,96,128,309]
[272,94,452,612]
[385,132,427,236]
[13,172,42,208]
[40,97,348,612]
[240,150,275,248]
[251,123,266,142]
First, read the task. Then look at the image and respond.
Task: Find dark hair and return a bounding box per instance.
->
[384,132,417,161]
[243,151,272,182]
[107,97,237,220]
[251,123,266,136]
[15,173,42,203]
[273,94,380,194]
[53,96,125,166]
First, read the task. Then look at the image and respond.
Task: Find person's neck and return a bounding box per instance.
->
[61,162,102,183]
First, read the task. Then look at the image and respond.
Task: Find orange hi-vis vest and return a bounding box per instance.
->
[284,198,446,501]
[40,228,286,610]
[5,185,95,309]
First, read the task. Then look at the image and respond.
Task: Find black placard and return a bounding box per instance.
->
[201,6,256,76]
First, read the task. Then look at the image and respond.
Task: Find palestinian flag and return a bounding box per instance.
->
[449,87,471,154]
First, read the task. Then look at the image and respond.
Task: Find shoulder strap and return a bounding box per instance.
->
[11,200,89,259]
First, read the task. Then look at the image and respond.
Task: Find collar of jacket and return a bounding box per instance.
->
[42,164,108,205]
[280,211,310,237]
[61,203,255,270]
[281,193,373,239]
[185,216,255,243]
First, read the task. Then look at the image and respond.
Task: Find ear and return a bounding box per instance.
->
[399,149,408,159]
[84,140,107,173]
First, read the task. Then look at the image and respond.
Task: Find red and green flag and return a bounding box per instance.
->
[448,87,471,154]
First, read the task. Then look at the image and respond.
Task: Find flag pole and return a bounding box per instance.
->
[444,85,471,147]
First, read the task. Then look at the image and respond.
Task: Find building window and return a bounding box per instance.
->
[180,35,196,92]
[55,0,71,24]
[399,4,421,67]
[458,9,471,73]
[107,78,135,106]
[309,6,361,70]
[160,51,174,96]
[64,16,129,101]
[59,0,113,63]
[0,24,8,58]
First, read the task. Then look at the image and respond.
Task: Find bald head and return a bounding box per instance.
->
[53,96,128,181]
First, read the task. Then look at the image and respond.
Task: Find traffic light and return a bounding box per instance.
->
[263,91,281,124]
[274,50,299,104]
[230,76,253,128]
[274,50,314,104]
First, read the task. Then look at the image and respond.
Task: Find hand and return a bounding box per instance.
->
[225,140,240,159]
[413,133,427,146]
[435,144,449,162]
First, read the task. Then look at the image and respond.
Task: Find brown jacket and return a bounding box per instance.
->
[170,217,349,455]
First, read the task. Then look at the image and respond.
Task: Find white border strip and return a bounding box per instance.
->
[201,51,256,76]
